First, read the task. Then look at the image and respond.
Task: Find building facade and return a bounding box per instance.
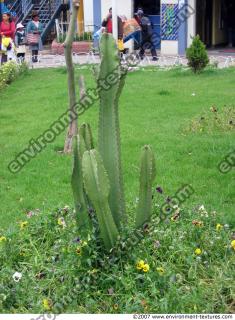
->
[88,0,235,55]
[1,0,234,53]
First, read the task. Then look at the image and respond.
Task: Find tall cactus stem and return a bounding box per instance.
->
[136,145,157,229]
[97,33,126,229]
[82,150,119,250]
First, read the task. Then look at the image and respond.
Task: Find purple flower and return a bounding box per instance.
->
[73,237,81,243]
[156,187,163,194]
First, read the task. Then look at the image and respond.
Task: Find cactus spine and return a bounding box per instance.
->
[97,34,126,229]
[136,145,157,229]
[82,150,119,249]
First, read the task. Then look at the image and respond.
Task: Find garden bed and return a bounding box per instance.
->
[51,39,92,55]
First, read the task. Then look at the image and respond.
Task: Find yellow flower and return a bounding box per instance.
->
[57,217,66,228]
[231,240,235,250]
[195,248,202,255]
[43,298,52,311]
[156,267,165,275]
[82,241,88,247]
[216,223,223,232]
[136,260,145,270]
[113,303,119,310]
[142,264,150,273]
[0,236,6,242]
[20,221,28,230]
[76,247,82,256]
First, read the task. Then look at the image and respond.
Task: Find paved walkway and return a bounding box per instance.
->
[24,49,235,70]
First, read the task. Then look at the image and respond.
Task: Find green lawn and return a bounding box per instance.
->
[0,66,234,229]
[0,66,235,313]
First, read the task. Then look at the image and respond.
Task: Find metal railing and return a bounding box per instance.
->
[7,0,33,23]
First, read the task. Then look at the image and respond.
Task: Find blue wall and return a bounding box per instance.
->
[178,0,188,55]
[93,0,101,33]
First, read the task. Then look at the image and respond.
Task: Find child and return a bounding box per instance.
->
[15,22,26,62]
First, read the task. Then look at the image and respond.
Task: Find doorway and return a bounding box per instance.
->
[133,0,161,49]
[196,0,213,47]
[196,0,235,48]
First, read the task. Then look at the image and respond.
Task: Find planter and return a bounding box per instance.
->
[51,40,92,55]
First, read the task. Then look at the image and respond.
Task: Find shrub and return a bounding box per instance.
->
[186,35,209,73]
[0,61,28,91]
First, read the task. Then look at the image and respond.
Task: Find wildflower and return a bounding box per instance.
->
[12,272,22,282]
[198,205,205,211]
[81,241,88,247]
[171,211,180,221]
[63,205,70,212]
[210,106,217,113]
[113,303,119,310]
[57,217,66,228]
[108,288,114,295]
[0,236,6,242]
[216,223,223,232]
[43,298,52,311]
[156,186,163,194]
[136,260,145,270]
[154,240,161,249]
[156,267,165,275]
[142,264,150,273]
[73,237,81,243]
[26,211,34,218]
[195,248,202,255]
[19,221,28,230]
[231,240,235,250]
[192,220,204,227]
[76,247,82,255]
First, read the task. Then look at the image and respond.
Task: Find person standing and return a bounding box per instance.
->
[26,11,43,63]
[102,7,124,42]
[136,8,158,61]
[0,12,16,64]
[15,22,26,62]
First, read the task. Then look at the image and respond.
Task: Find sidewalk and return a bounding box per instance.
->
[24,48,235,69]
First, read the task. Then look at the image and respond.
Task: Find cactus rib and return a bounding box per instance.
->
[82,150,119,250]
[136,145,157,229]
[97,33,126,229]
[71,134,90,230]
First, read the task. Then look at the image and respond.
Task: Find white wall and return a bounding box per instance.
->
[84,0,94,32]
[101,0,133,21]
[101,0,133,49]
[187,0,196,47]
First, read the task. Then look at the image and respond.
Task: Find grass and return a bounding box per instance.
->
[0,66,234,228]
[0,66,235,313]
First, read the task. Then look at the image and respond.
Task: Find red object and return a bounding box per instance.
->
[26,33,40,45]
[107,19,113,34]
[0,21,16,39]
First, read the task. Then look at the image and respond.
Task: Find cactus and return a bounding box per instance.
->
[79,123,94,150]
[136,145,157,229]
[82,150,119,250]
[97,34,126,229]
[71,134,90,231]
[69,32,157,251]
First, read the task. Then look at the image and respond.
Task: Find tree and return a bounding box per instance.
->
[186,35,209,73]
